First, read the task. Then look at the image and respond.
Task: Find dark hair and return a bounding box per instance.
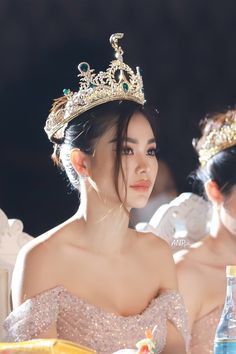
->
[191,110,236,198]
[52,100,158,202]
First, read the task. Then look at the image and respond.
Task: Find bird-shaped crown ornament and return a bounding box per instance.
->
[197,110,236,166]
[44,33,145,141]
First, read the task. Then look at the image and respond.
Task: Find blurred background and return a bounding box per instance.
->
[1,0,236,236]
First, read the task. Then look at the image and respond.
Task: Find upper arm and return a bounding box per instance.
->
[149,238,189,352]
[175,258,203,331]
[11,239,59,308]
[152,236,178,290]
[7,239,61,340]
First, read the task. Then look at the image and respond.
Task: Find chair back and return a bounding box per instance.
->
[136,193,212,252]
[0,209,33,339]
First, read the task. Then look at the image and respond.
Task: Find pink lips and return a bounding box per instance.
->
[130,180,151,192]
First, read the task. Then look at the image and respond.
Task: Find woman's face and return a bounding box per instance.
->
[89,112,158,209]
[220,186,236,235]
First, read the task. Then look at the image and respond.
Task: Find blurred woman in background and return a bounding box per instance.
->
[175,109,236,354]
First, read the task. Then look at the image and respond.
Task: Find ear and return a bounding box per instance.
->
[70,148,90,177]
[204,180,223,204]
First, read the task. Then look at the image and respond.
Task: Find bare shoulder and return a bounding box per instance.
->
[11,219,75,307]
[137,231,178,290]
[174,247,207,282]
[15,221,68,271]
[139,232,173,259]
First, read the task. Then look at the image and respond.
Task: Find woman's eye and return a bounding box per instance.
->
[122,147,133,155]
[147,148,157,156]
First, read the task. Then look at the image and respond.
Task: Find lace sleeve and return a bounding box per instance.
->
[3,286,63,342]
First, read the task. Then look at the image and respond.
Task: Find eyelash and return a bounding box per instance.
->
[121,146,158,156]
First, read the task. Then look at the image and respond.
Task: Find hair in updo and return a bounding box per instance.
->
[191,109,236,199]
[51,100,158,200]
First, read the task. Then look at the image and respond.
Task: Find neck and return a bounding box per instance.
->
[209,207,236,264]
[76,183,131,255]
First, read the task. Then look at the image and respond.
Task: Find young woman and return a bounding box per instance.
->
[4,34,188,354]
[175,109,236,353]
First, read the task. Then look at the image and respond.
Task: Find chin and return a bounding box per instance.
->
[129,198,149,209]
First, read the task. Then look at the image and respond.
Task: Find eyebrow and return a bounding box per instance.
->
[109,137,156,144]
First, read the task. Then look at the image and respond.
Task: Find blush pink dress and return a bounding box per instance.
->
[190,307,222,354]
[4,286,189,354]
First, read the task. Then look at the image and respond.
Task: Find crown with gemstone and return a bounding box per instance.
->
[197,111,236,166]
[44,33,145,141]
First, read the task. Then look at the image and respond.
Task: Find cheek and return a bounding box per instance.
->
[149,158,158,182]
[117,169,127,190]
[116,165,131,198]
[89,162,115,193]
[153,159,158,176]
[119,157,131,179]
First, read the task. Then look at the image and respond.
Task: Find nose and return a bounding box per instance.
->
[135,155,150,174]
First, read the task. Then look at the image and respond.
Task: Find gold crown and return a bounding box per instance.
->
[198,111,236,166]
[45,33,145,141]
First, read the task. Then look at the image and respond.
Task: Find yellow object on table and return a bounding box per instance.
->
[0,339,96,354]
[0,268,9,340]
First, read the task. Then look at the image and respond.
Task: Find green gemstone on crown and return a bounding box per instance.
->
[46,34,146,142]
[63,88,70,95]
[80,63,89,72]
[122,82,129,92]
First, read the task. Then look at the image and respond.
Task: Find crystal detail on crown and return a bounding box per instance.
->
[44,33,145,141]
[198,111,236,166]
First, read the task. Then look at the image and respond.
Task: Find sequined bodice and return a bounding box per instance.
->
[190,306,222,354]
[4,286,189,354]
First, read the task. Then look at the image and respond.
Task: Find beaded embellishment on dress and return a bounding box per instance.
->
[4,286,189,354]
